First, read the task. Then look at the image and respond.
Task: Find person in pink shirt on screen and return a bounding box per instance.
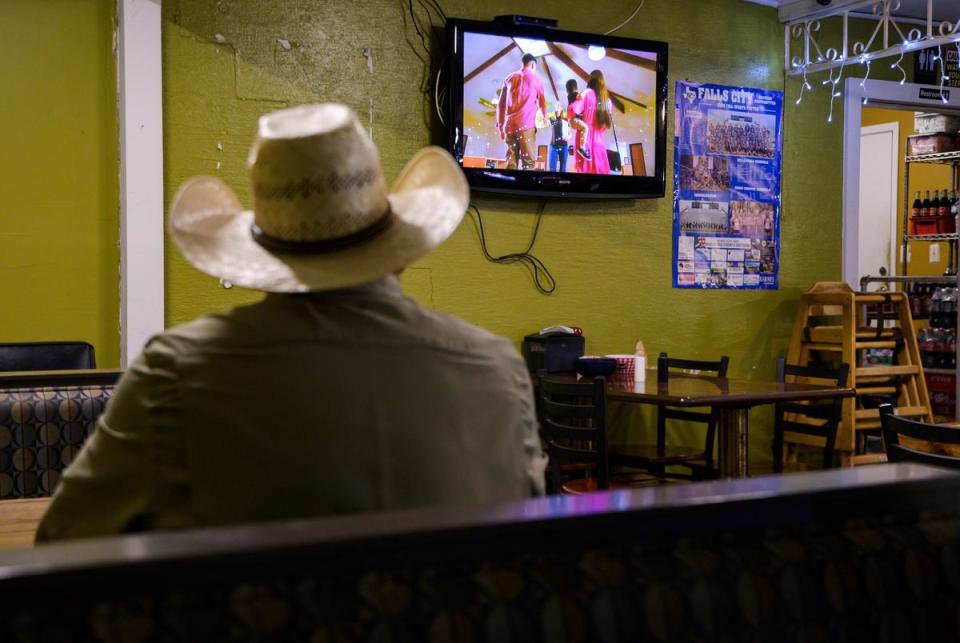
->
[576,69,613,175]
[496,53,547,170]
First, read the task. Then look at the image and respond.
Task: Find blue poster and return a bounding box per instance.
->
[673,81,783,289]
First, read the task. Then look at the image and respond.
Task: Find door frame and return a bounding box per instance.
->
[858,121,900,284]
[842,78,960,288]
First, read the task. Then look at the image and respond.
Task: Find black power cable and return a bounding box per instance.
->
[403,0,448,108]
[403,0,556,295]
[468,201,557,295]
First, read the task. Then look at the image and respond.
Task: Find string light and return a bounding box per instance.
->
[891,45,907,85]
[787,16,960,118]
[934,45,949,103]
[795,65,812,105]
[824,56,846,123]
[859,54,871,105]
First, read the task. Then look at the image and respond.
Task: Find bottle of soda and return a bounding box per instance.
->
[917,328,933,368]
[912,191,923,218]
[910,282,923,318]
[949,328,957,370]
[946,288,958,329]
[940,189,951,217]
[931,287,944,327]
[923,190,932,217]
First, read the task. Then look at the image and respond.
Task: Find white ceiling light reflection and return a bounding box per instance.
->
[588,45,606,61]
[514,38,550,57]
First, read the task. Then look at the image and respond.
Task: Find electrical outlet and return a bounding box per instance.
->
[930,243,941,263]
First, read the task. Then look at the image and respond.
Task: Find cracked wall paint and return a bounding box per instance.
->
[162,0,848,459]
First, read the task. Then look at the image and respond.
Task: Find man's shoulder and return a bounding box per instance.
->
[140,308,253,359]
[413,306,520,361]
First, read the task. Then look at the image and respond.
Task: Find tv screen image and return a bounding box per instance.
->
[447,19,668,199]
[460,32,657,177]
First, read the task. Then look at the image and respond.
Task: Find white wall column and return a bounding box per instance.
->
[117,0,164,366]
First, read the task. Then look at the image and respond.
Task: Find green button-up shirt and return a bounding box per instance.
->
[41,276,544,539]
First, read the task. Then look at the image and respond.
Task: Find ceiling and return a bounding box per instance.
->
[746,0,958,23]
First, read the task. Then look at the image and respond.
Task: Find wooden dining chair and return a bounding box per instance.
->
[880,403,960,469]
[609,353,729,480]
[540,375,659,494]
[770,358,849,473]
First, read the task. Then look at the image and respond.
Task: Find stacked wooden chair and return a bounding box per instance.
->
[785,282,932,466]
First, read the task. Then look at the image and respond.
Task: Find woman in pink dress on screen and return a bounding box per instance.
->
[576,70,612,175]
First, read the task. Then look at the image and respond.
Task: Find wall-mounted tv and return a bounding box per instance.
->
[446,18,668,199]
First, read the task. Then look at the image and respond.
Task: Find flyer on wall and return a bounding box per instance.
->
[672,81,783,290]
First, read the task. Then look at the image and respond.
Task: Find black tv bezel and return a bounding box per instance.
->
[446,18,669,200]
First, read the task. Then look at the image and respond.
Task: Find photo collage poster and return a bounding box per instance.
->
[672,81,783,290]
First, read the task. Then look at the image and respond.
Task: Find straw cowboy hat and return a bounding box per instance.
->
[169,103,470,292]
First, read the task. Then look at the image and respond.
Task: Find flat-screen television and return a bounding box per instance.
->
[446,18,668,199]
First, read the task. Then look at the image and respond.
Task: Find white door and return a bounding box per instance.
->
[858,122,900,290]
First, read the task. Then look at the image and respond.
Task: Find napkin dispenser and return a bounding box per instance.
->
[522,332,585,373]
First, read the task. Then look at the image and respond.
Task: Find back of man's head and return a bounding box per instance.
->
[521,53,536,68]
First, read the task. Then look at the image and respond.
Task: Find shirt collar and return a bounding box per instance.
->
[269,274,404,301]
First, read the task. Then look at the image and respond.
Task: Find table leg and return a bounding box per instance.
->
[718,407,749,478]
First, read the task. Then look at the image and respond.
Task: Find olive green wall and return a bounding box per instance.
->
[0,0,119,367]
[162,0,845,458]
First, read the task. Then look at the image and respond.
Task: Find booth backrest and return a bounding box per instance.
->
[0,341,97,371]
[1,464,958,642]
[0,370,119,499]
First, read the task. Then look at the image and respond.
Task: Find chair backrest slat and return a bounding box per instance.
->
[541,397,597,420]
[773,358,849,472]
[779,402,835,420]
[781,420,831,438]
[880,404,960,471]
[655,353,731,472]
[542,420,599,442]
[660,409,713,424]
[880,404,960,445]
[547,442,601,464]
[540,375,608,493]
[656,353,729,383]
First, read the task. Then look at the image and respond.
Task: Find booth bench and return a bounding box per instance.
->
[0,370,120,500]
[1,464,958,642]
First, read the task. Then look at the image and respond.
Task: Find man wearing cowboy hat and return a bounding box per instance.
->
[38,104,545,540]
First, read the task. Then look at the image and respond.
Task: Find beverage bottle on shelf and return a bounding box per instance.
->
[910,282,922,318]
[912,191,922,219]
[940,189,951,217]
[933,190,942,218]
[922,190,932,217]
[924,283,935,318]
[943,288,954,324]
[949,329,957,370]
[934,328,948,368]
[919,327,934,368]
[931,287,944,327]
[948,288,959,328]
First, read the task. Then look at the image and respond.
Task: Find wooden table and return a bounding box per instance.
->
[0,498,49,550]
[551,371,855,478]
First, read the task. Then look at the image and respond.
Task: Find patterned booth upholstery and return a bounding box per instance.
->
[1,464,959,642]
[0,371,119,499]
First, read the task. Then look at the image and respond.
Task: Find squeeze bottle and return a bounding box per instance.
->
[634,341,646,383]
